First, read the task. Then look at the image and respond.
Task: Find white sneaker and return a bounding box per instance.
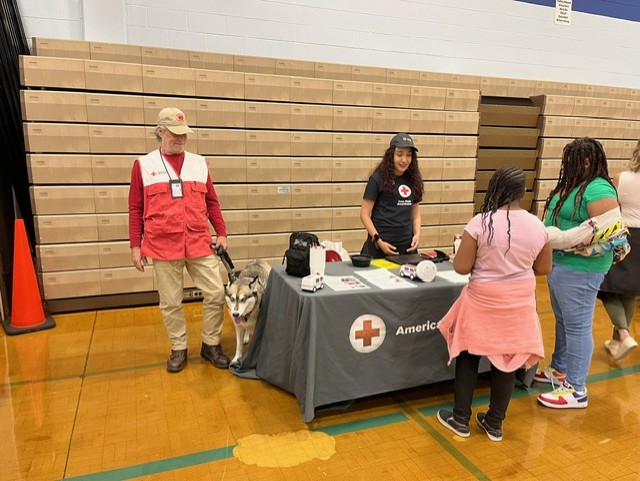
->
[614,337,638,361]
[537,381,588,409]
[604,339,620,357]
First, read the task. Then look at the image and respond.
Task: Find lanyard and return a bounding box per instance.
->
[159,150,184,199]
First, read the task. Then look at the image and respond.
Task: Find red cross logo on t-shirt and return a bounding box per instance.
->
[399,185,411,198]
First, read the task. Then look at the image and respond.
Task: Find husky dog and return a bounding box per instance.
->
[224,260,271,363]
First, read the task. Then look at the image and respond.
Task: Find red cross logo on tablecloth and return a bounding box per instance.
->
[355,319,380,347]
[350,314,386,353]
[399,185,411,198]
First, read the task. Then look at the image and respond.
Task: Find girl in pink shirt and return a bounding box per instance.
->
[437,167,552,441]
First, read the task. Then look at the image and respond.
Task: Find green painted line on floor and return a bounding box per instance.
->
[61,445,234,481]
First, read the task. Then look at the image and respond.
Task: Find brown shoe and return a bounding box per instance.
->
[200,343,230,369]
[167,349,188,373]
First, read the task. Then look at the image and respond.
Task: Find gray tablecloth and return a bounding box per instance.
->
[231,261,468,422]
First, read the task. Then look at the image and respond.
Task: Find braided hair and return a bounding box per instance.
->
[374,146,424,203]
[543,137,613,225]
[480,166,526,253]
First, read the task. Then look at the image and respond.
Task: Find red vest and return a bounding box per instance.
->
[139,150,213,260]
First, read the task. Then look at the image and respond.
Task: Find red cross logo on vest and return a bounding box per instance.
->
[350,314,386,353]
[399,185,411,198]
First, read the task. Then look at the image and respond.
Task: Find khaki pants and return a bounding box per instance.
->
[153,254,225,350]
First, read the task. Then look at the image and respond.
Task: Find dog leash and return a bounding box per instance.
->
[211,243,238,282]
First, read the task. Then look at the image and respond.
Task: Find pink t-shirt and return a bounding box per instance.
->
[465,209,549,283]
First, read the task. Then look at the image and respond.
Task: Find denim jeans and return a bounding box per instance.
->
[547,263,605,391]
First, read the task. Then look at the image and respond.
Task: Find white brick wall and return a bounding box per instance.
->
[15,0,640,89]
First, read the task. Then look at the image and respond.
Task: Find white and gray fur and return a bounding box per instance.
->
[224,259,271,364]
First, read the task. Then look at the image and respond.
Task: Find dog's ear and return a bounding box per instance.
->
[249,275,260,288]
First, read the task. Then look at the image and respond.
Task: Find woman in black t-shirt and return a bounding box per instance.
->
[360,133,424,258]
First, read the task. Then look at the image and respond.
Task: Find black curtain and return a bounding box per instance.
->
[0,0,32,313]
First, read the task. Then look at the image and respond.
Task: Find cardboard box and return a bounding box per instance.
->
[479,127,538,149]
[85,60,143,93]
[195,70,244,98]
[35,214,98,244]
[479,104,540,127]
[291,157,332,182]
[101,266,154,294]
[445,88,480,111]
[90,41,142,63]
[96,213,129,241]
[143,96,197,125]
[440,204,474,225]
[333,106,373,131]
[245,102,291,129]
[536,159,562,179]
[141,46,190,68]
[94,185,129,213]
[332,183,366,207]
[599,98,627,119]
[534,180,557,201]
[531,95,573,116]
[410,110,446,134]
[419,71,450,87]
[246,233,290,259]
[208,156,247,183]
[217,184,249,209]
[330,229,366,254]
[413,134,445,157]
[443,136,478,157]
[314,62,352,80]
[20,55,86,89]
[352,65,387,83]
[24,123,90,153]
[507,79,537,98]
[290,132,333,156]
[419,204,442,226]
[331,207,361,230]
[142,65,195,96]
[245,74,290,101]
[445,111,479,134]
[438,225,465,247]
[290,104,333,130]
[441,181,475,203]
[410,86,447,110]
[476,171,534,191]
[246,130,291,155]
[291,183,333,208]
[92,155,137,184]
[332,158,374,181]
[276,58,315,78]
[538,116,574,137]
[624,121,640,139]
[246,157,291,182]
[372,108,410,133]
[423,181,442,204]
[573,97,600,117]
[476,149,537,170]
[386,68,420,85]
[86,93,144,124]
[248,209,292,234]
[98,241,132,268]
[196,99,245,128]
[197,129,246,155]
[189,51,233,71]
[221,210,249,235]
[441,158,476,180]
[333,133,372,156]
[234,55,276,74]
[372,83,411,108]
[537,138,571,158]
[419,226,440,248]
[33,37,90,59]
[247,185,290,209]
[333,81,373,106]
[42,269,102,299]
[88,125,147,154]
[37,242,100,272]
[292,207,332,232]
[28,154,92,184]
[30,186,95,215]
[290,77,333,103]
[572,118,600,137]
[21,90,87,122]
[451,74,482,90]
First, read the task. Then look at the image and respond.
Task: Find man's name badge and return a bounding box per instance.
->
[170,179,184,198]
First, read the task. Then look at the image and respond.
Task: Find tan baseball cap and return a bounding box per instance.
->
[157,107,193,135]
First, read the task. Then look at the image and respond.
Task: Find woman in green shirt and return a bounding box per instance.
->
[535,137,619,410]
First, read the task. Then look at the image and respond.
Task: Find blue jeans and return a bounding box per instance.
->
[547,264,605,391]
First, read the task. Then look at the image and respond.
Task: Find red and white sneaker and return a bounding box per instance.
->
[533,366,566,384]
[537,381,588,409]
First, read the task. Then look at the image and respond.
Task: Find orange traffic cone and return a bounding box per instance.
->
[2,219,55,335]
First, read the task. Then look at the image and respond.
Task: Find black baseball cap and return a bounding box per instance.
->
[390,133,418,152]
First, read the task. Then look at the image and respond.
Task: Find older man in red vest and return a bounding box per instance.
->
[129,107,230,373]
